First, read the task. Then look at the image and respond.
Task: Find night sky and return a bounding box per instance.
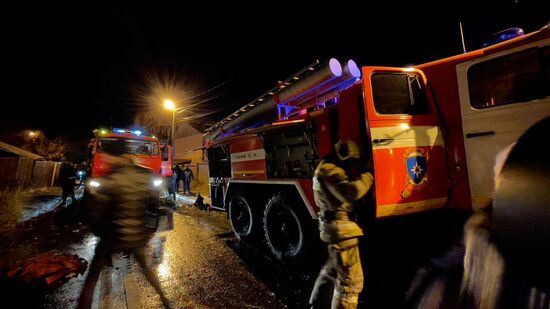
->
[0,1,548,140]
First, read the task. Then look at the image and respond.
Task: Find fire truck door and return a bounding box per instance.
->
[362,67,448,218]
[456,45,550,209]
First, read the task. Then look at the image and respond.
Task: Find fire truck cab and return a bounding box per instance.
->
[87,128,163,178]
[204,25,550,262]
[84,128,165,221]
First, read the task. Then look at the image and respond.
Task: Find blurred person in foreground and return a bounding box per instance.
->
[461,116,550,309]
[78,139,171,309]
[405,117,550,309]
[309,139,374,309]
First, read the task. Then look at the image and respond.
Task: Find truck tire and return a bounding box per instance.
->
[263,193,309,263]
[228,194,255,240]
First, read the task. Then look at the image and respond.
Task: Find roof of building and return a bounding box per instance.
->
[0,141,44,160]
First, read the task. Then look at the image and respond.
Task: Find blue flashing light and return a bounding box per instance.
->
[483,27,525,47]
[110,128,150,137]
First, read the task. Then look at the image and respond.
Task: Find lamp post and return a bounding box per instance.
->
[163,99,176,148]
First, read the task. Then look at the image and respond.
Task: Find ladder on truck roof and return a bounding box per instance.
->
[204,58,361,141]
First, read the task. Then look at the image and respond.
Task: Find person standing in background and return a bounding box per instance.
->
[167,165,178,206]
[173,164,183,193]
[58,162,77,206]
[182,165,194,195]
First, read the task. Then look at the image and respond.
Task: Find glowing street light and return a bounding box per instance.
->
[163,99,175,111]
[163,99,177,150]
[26,130,41,140]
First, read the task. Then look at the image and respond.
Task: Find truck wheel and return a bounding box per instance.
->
[263,193,307,263]
[228,194,255,240]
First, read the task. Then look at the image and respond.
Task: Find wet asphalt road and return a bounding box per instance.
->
[0,197,287,308]
[0,192,469,309]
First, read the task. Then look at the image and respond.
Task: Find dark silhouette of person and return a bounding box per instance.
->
[167,165,177,204]
[463,117,550,309]
[182,166,194,195]
[404,117,550,309]
[78,140,171,309]
[58,162,77,206]
[174,164,183,193]
[194,193,209,211]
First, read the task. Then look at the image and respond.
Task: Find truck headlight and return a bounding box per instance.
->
[88,180,101,188]
[153,178,163,187]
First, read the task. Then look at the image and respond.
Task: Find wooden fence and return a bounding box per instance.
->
[0,158,60,190]
[32,161,61,188]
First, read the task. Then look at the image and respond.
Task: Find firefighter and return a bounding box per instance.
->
[309,139,374,309]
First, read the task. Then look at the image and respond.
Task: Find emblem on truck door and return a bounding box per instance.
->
[401,148,428,198]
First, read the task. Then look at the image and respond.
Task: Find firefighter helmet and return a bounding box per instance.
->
[335,139,360,161]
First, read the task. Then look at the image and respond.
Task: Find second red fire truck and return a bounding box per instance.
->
[84,128,166,222]
[87,128,163,178]
[203,25,550,262]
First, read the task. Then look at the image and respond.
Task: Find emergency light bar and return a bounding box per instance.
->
[111,128,143,135]
[483,27,525,47]
[95,128,155,138]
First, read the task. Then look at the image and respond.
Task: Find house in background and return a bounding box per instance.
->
[0,141,44,160]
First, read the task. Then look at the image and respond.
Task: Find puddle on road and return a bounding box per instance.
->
[20,188,84,223]
[20,196,61,222]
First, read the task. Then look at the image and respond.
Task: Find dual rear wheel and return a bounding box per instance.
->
[228,192,311,263]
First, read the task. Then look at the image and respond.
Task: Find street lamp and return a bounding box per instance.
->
[26,130,41,141]
[163,99,176,148]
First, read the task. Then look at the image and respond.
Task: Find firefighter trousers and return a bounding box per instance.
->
[310,238,363,309]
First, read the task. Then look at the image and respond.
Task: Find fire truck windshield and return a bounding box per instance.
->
[98,138,159,156]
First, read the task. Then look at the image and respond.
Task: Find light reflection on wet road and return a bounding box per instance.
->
[1,194,467,309]
[47,205,284,309]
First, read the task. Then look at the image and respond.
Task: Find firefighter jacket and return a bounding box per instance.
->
[313,159,374,244]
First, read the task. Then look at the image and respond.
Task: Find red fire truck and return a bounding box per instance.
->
[87,128,163,178]
[203,25,550,262]
[82,128,166,229]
